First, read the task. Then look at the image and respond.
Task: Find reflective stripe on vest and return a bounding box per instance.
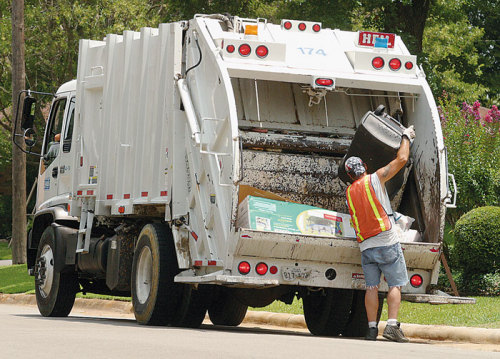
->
[346,175,392,242]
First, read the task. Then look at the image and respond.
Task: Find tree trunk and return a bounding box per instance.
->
[11,0,27,264]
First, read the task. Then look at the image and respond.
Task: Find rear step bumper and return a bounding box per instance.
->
[236,229,441,270]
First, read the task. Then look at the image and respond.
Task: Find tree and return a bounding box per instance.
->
[11,0,27,263]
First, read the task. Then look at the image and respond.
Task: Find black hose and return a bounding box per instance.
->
[185,33,202,77]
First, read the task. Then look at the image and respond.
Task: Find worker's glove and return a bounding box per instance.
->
[402,125,416,143]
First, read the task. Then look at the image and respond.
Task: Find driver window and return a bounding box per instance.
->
[43,98,67,168]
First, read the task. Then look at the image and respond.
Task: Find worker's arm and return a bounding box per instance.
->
[375,126,415,185]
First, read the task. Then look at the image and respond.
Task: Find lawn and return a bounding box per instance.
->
[0,241,11,260]
[1,264,499,328]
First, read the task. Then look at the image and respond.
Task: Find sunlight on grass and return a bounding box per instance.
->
[0,264,34,294]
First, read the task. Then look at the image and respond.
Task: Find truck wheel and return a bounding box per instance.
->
[35,226,78,317]
[303,288,353,336]
[208,287,248,326]
[174,284,213,328]
[342,290,384,337]
[131,223,185,325]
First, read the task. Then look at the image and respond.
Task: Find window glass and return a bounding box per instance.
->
[43,98,67,166]
[63,98,75,152]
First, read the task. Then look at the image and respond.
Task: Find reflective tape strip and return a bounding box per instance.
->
[363,176,386,231]
[347,186,364,241]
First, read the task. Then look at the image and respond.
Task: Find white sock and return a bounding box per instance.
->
[368,321,377,328]
[387,319,398,326]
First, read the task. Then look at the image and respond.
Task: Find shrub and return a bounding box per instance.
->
[454,271,500,296]
[439,95,500,224]
[453,206,500,280]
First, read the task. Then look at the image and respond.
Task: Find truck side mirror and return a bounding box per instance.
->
[24,128,37,148]
[21,95,37,130]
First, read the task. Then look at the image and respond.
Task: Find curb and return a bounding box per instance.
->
[1,293,499,345]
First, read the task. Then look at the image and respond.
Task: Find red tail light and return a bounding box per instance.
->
[238,44,251,57]
[298,22,306,31]
[372,57,384,69]
[405,61,414,70]
[256,262,268,275]
[284,21,292,30]
[269,266,278,274]
[315,78,334,87]
[410,274,423,288]
[256,45,269,58]
[226,44,235,53]
[389,58,401,71]
[313,24,321,32]
[238,261,251,275]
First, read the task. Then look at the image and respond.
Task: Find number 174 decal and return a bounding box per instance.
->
[297,47,327,56]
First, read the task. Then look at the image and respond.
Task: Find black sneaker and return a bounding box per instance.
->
[365,327,378,341]
[383,322,409,343]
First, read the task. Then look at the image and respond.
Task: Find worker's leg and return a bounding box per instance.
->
[365,285,380,322]
[386,285,401,320]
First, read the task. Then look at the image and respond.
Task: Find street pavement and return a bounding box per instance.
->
[0,303,497,359]
[0,293,499,349]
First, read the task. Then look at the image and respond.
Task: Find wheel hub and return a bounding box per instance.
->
[35,245,54,298]
[136,246,153,304]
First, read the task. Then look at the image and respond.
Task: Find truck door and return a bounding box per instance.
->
[36,97,67,207]
[57,97,75,196]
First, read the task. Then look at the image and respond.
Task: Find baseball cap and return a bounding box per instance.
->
[345,156,366,177]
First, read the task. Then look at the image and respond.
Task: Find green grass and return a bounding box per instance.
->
[0,264,34,294]
[1,264,499,328]
[0,241,12,260]
[380,297,500,328]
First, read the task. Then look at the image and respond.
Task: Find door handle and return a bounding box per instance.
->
[52,167,58,178]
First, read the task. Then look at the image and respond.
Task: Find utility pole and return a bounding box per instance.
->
[11,0,27,264]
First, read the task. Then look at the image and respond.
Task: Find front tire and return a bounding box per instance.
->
[35,226,78,317]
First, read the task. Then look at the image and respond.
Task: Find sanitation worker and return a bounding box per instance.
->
[344,125,416,343]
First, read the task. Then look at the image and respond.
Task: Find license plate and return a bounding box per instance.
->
[282,267,312,282]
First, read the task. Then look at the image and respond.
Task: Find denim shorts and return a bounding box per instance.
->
[361,242,409,288]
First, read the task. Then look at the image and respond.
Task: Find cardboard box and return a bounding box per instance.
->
[237,196,356,239]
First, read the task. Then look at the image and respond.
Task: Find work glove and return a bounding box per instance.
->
[402,125,416,143]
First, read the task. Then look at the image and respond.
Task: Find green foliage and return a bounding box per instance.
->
[423,3,488,103]
[453,207,500,280]
[439,95,500,223]
[455,271,500,297]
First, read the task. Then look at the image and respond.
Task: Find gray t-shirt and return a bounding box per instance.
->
[358,173,400,252]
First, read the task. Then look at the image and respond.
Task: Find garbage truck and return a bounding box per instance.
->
[16,14,456,336]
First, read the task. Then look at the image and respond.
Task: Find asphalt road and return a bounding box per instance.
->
[0,304,497,359]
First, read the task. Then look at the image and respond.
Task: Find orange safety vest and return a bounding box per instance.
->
[346,174,392,243]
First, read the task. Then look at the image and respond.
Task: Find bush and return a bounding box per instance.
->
[454,271,500,296]
[439,95,500,224]
[453,206,500,280]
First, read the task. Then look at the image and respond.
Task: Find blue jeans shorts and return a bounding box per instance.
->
[361,242,409,288]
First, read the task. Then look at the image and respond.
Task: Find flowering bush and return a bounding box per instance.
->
[439,94,500,224]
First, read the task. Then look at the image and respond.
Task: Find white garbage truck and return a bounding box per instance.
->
[17,14,456,335]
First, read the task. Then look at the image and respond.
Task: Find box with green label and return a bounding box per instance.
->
[237,196,356,238]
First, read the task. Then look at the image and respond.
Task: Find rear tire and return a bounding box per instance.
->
[35,226,78,317]
[343,290,384,337]
[208,287,248,326]
[131,223,210,327]
[303,288,353,336]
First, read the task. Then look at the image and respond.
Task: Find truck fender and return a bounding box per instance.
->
[51,223,78,273]
[28,206,78,271]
